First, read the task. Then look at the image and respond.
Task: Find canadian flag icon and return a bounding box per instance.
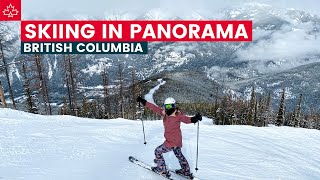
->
[0,0,21,21]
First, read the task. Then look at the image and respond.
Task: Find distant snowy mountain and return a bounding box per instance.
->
[230,62,320,111]
[1,3,320,111]
[0,108,319,179]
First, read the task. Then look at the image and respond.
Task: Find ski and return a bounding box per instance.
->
[129,156,200,180]
[168,169,198,180]
[129,156,174,179]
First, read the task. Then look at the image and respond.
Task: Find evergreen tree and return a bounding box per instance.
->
[91,101,97,118]
[60,96,70,115]
[294,94,303,127]
[248,86,256,126]
[290,108,296,127]
[239,101,248,125]
[315,114,320,130]
[81,97,90,117]
[254,98,258,126]
[276,89,285,126]
[264,92,272,125]
[97,100,104,119]
[257,97,264,127]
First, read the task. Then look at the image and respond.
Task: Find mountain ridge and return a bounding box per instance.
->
[0,3,319,113]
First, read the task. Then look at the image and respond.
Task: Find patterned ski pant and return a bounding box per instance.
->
[154,144,190,174]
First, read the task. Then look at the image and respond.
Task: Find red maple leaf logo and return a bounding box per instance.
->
[3,3,19,18]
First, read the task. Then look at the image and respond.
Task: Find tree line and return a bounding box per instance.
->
[58,59,142,120]
[144,86,320,130]
[0,49,319,131]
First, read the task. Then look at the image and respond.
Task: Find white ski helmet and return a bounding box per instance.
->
[164,97,176,105]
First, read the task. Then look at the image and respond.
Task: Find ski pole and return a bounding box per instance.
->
[139,102,147,145]
[195,120,200,171]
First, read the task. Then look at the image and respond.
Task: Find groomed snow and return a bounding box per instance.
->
[0,109,320,180]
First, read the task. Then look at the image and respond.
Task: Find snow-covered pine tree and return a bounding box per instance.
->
[263,92,272,125]
[231,97,243,125]
[294,94,303,127]
[290,108,296,127]
[257,96,265,127]
[239,101,248,125]
[276,89,285,126]
[254,98,258,126]
[219,96,228,125]
[214,94,231,125]
[248,86,256,126]
[307,110,317,129]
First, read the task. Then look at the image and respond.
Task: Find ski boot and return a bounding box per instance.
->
[175,169,194,179]
[151,167,171,178]
[154,159,158,164]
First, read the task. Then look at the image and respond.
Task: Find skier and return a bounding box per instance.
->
[137,96,202,178]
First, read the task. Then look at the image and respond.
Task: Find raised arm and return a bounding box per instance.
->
[145,102,165,116]
[137,96,164,116]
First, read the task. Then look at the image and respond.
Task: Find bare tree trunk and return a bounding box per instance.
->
[63,55,79,116]
[63,55,74,115]
[102,64,111,118]
[34,55,51,115]
[0,80,7,108]
[118,63,124,118]
[131,68,136,119]
[67,55,77,108]
[0,41,16,109]
[21,61,37,114]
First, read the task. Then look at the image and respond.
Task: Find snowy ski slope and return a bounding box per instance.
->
[0,108,320,180]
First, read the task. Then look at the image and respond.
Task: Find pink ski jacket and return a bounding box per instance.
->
[145,102,191,148]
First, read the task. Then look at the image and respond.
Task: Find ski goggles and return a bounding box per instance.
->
[164,104,176,110]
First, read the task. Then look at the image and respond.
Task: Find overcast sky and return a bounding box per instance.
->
[22,0,320,19]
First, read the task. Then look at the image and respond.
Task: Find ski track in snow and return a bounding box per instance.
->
[0,109,320,180]
[144,79,166,105]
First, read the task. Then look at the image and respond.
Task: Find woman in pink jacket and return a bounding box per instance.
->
[137,96,202,178]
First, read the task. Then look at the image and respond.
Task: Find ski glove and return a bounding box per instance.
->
[137,96,147,106]
[191,113,202,123]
